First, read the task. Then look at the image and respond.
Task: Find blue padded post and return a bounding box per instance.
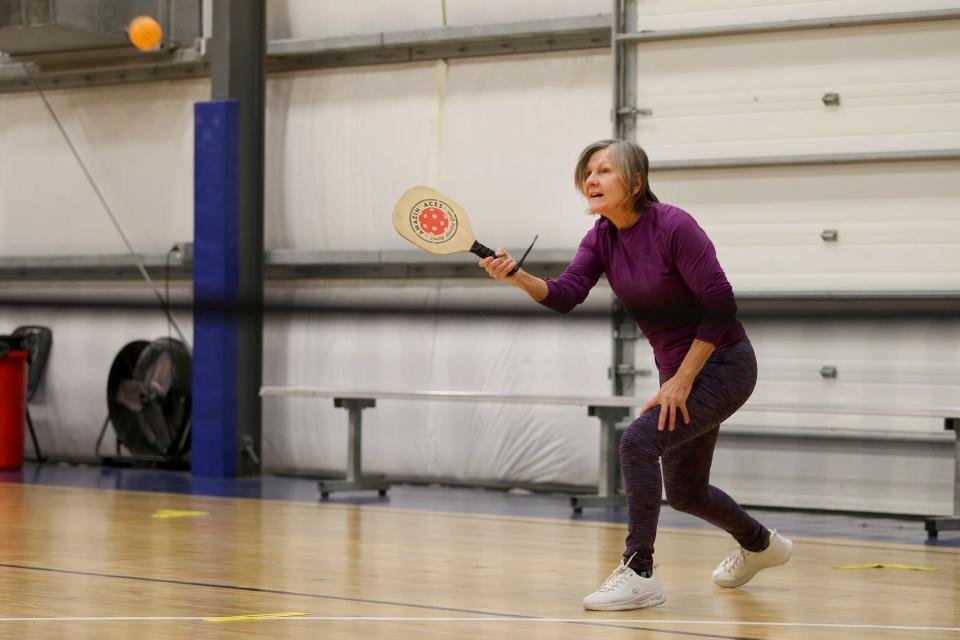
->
[192,100,240,477]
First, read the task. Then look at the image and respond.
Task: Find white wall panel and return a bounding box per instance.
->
[261,280,612,485]
[440,52,611,250]
[713,437,953,515]
[634,0,960,30]
[267,0,443,41]
[628,319,960,436]
[266,0,609,41]
[634,316,959,514]
[632,20,960,161]
[267,51,612,252]
[0,80,204,256]
[651,161,960,292]
[445,0,609,26]
[746,320,960,416]
[265,62,441,251]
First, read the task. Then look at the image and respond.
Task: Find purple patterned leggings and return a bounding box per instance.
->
[620,339,768,572]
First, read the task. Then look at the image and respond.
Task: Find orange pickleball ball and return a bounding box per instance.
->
[128,15,163,51]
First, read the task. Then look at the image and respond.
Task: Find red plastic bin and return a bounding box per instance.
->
[0,350,28,470]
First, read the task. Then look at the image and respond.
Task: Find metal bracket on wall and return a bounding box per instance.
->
[608,364,652,379]
[616,106,654,117]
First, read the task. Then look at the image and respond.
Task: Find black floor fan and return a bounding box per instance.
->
[96,338,192,468]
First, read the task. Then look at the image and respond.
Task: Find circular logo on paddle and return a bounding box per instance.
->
[410,199,458,244]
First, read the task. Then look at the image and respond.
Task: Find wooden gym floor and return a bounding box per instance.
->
[0,467,957,639]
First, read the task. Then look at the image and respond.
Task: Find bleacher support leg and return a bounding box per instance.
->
[318,398,390,499]
[925,417,960,539]
[570,405,631,513]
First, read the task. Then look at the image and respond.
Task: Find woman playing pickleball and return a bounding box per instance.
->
[479,139,793,611]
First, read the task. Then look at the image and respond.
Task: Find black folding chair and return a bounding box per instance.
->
[12,326,52,462]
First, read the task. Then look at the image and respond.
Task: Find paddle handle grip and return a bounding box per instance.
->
[469,241,496,259]
[472,235,539,277]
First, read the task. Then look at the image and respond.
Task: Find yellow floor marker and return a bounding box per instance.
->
[204,612,310,623]
[151,509,209,519]
[833,563,939,572]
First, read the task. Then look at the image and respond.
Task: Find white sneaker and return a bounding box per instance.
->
[712,530,793,588]
[582,559,666,611]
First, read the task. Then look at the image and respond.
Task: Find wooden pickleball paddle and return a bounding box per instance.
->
[392,186,497,259]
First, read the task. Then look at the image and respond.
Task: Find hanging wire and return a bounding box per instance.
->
[20,62,190,350]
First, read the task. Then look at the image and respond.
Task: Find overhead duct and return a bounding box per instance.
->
[0,0,200,56]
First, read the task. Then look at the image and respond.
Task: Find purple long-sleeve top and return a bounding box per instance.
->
[540,203,747,376]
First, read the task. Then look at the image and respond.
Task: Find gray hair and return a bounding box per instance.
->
[574,139,659,213]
